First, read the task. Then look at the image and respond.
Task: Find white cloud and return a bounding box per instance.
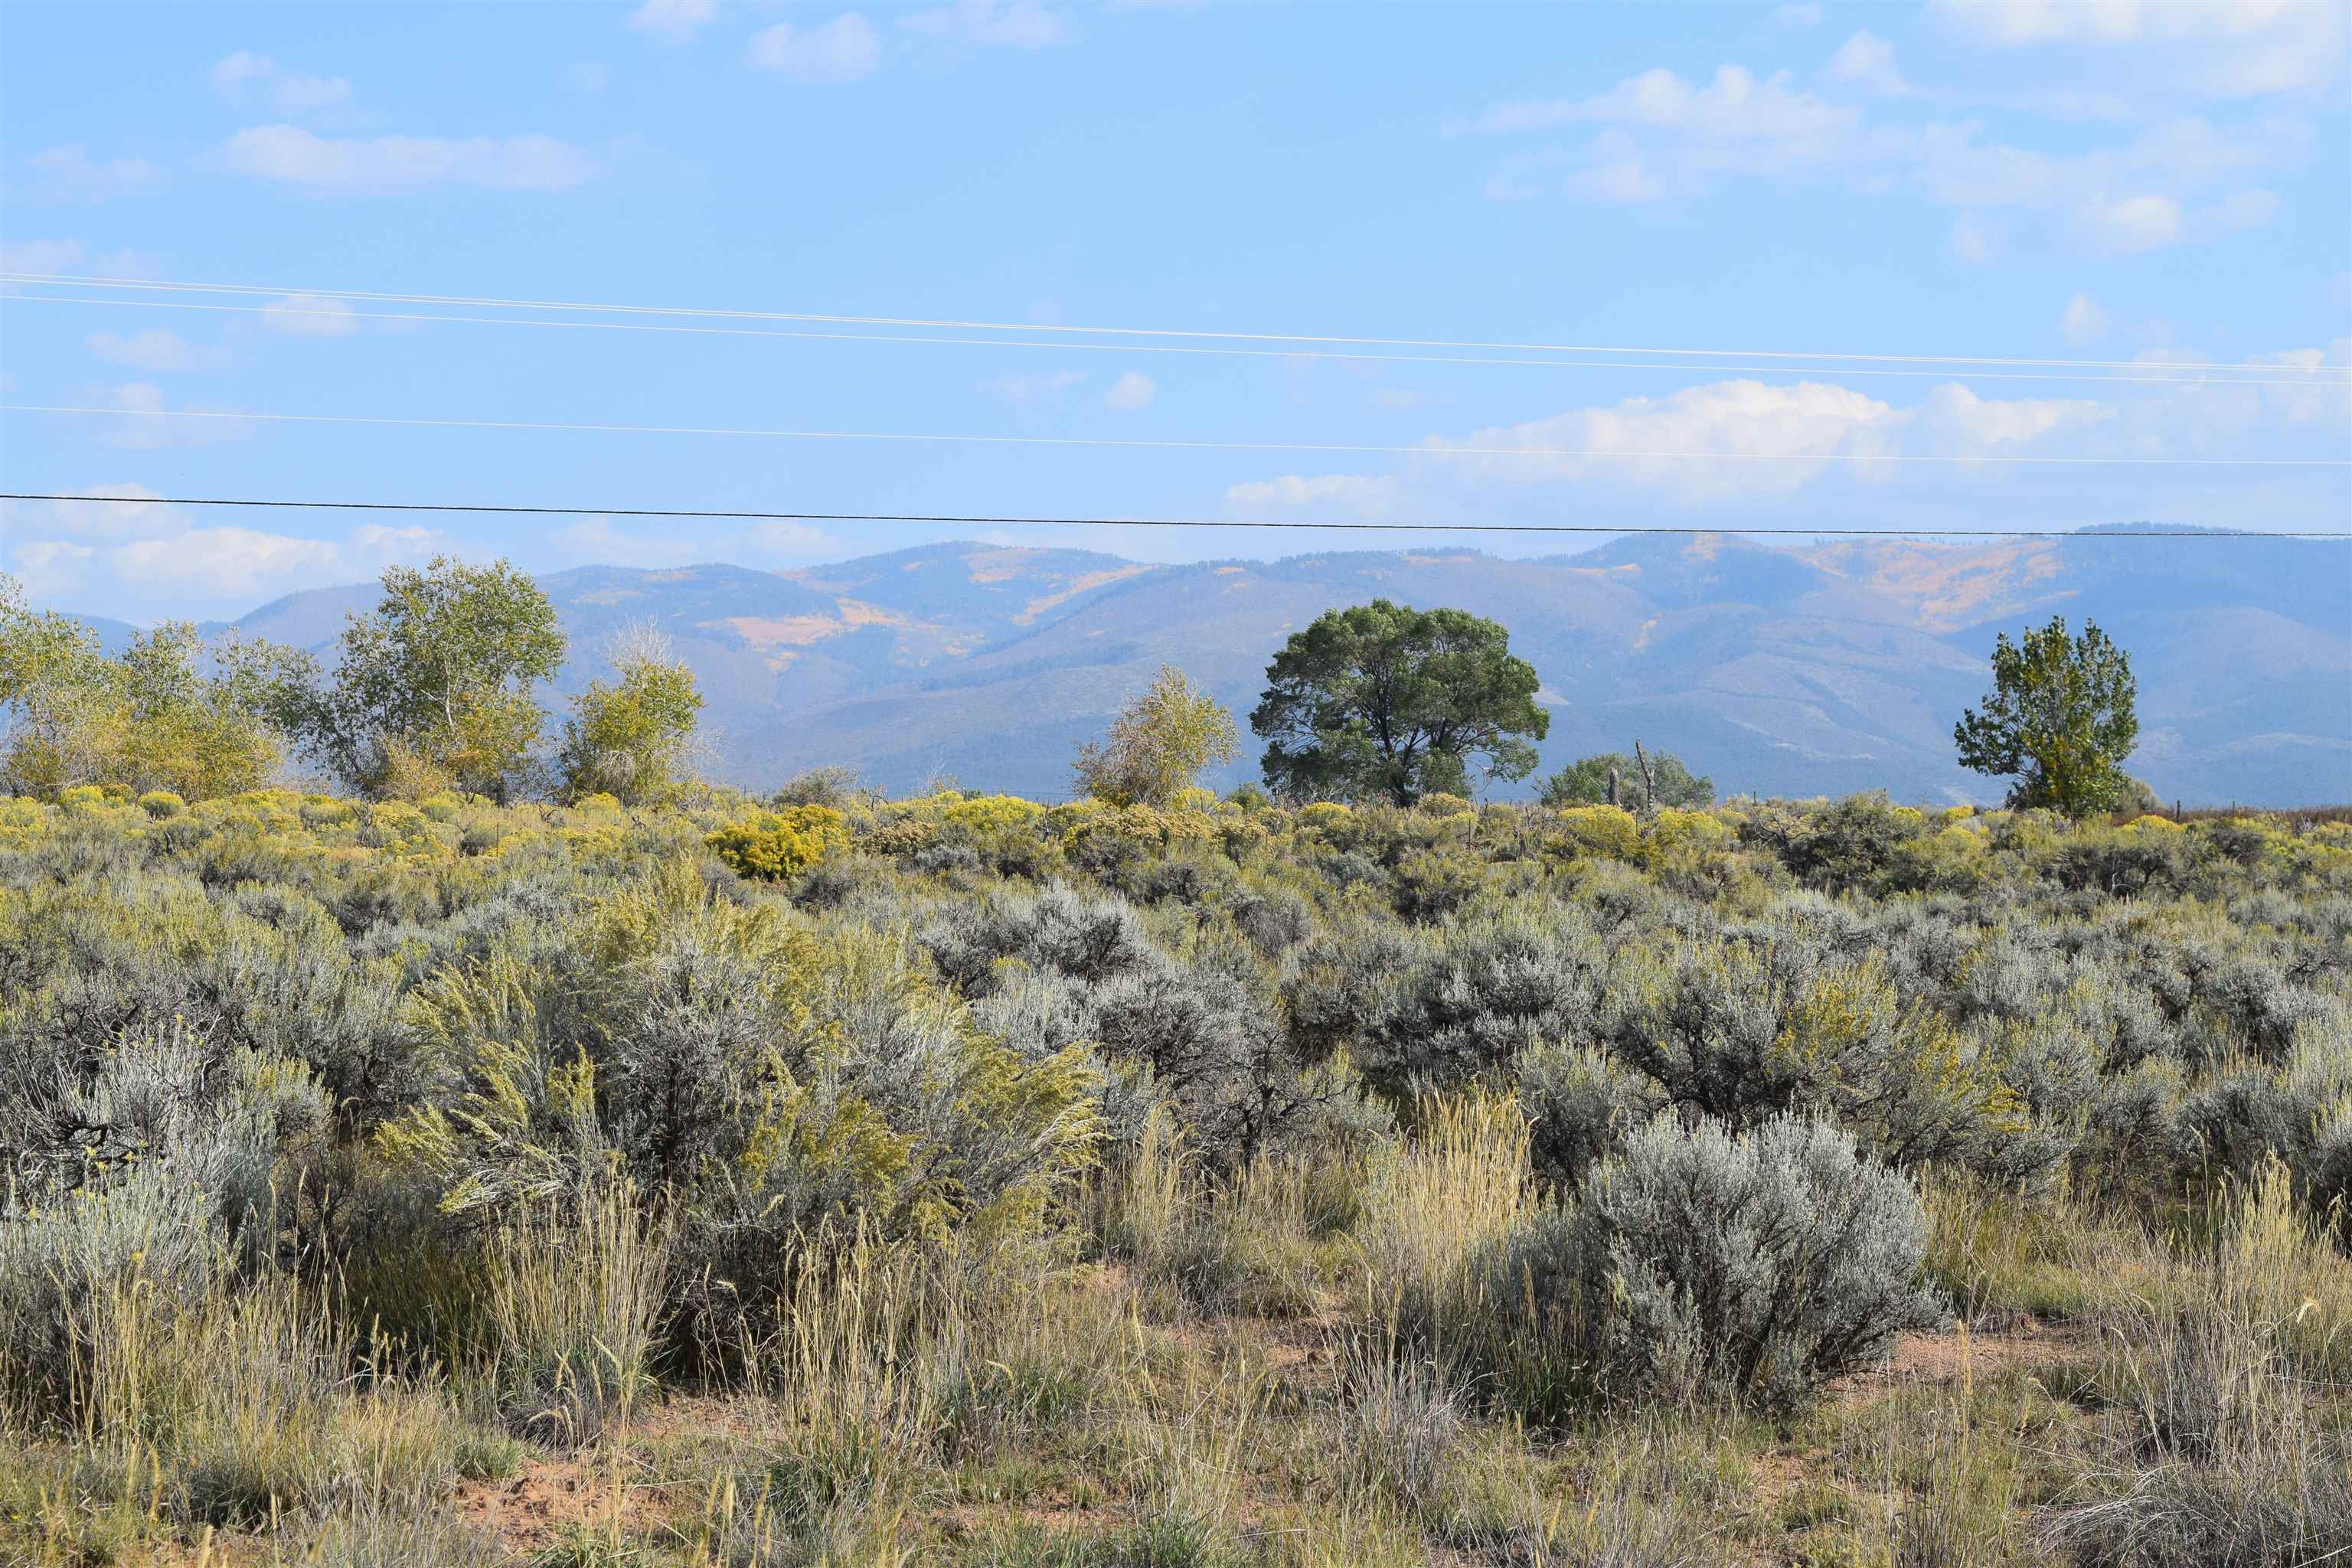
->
[988,368,1087,403]
[570,61,611,93]
[745,520,837,555]
[560,518,700,567]
[2246,338,2352,424]
[80,384,252,449]
[1422,377,2115,502]
[111,527,341,596]
[215,125,596,191]
[746,14,883,81]
[1931,0,2348,96]
[87,328,220,372]
[1569,139,1666,201]
[2082,192,2180,251]
[348,523,446,563]
[900,0,1065,49]
[8,541,96,597]
[1431,380,1910,500]
[2061,292,2111,343]
[5,484,188,541]
[1227,474,1398,513]
[4,505,445,610]
[1912,382,2111,454]
[208,51,352,114]
[1469,64,1857,149]
[20,143,164,204]
[1471,58,2294,254]
[627,0,714,43]
[260,292,361,335]
[0,237,152,279]
[1104,371,1157,410]
[1775,3,1824,25]
[1825,31,1911,96]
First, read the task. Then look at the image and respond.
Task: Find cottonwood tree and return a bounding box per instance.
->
[1955,616,2138,817]
[292,556,565,801]
[1073,665,1240,806]
[0,577,315,800]
[556,622,705,805]
[1251,599,1547,806]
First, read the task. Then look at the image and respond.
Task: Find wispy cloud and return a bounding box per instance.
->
[1929,0,2348,96]
[112,527,345,597]
[1104,371,1157,410]
[18,143,164,204]
[0,238,154,279]
[900,0,1065,50]
[214,125,597,191]
[86,328,223,373]
[1825,31,1912,97]
[746,13,884,82]
[1420,378,2112,501]
[626,0,714,44]
[83,384,253,449]
[1227,474,1398,514]
[987,368,1088,403]
[208,51,353,115]
[1464,56,2301,255]
[259,292,361,336]
[2061,292,2111,343]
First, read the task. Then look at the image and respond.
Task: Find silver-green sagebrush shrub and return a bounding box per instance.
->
[1351,907,1608,1112]
[1604,939,2064,1183]
[0,1021,328,1430]
[1474,1114,1941,1419]
[377,859,1101,1367]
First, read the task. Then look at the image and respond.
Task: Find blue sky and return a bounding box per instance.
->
[2,0,2346,622]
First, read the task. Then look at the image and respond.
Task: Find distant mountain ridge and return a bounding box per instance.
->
[111,527,2352,806]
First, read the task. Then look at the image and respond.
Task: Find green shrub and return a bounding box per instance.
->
[1473,1115,1940,1419]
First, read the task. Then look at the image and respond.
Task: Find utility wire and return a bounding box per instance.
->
[2,289,2329,389]
[6,492,2345,540]
[8,403,2346,467]
[7,272,2345,378]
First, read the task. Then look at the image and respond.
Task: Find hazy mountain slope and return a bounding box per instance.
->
[90,528,2348,806]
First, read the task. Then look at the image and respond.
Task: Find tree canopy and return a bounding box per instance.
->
[292,557,565,801]
[0,577,312,801]
[1250,599,1547,805]
[1954,616,2139,817]
[1541,749,1714,810]
[1072,665,1240,806]
[556,624,705,805]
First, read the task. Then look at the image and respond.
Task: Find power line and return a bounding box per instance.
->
[2,289,2330,390]
[6,492,2344,540]
[9,403,2346,467]
[7,271,2346,379]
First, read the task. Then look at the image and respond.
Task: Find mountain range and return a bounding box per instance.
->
[71,526,2352,806]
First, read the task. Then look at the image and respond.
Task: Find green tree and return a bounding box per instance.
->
[1954,616,2138,817]
[1072,665,1240,806]
[556,625,705,805]
[1250,599,1547,805]
[1540,750,1714,810]
[296,557,566,801]
[0,576,314,800]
